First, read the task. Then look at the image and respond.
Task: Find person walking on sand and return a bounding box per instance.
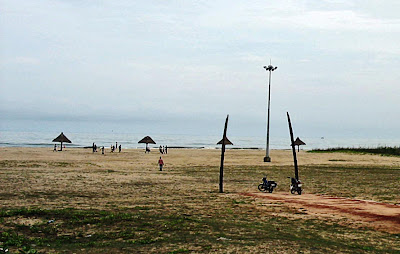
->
[101,146,105,155]
[165,145,168,154]
[158,156,164,171]
[53,144,57,152]
[118,144,121,153]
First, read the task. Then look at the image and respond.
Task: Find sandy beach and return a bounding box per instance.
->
[2,146,399,167]
[1,147,400,253]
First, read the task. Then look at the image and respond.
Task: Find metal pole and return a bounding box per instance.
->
[263,63,277,162]
[265,70,272,162]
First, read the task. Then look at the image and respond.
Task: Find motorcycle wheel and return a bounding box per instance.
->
[290,188,296,194]
[258,184,266,192]
[297,189,302,195]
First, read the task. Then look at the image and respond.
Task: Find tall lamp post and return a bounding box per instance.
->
[263,63,277,162]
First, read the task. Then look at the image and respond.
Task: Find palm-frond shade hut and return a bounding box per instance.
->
[138,136,156,151]
[52,132,71,151]
[138,136,156,144]
[292,137,306,152]
[217,137,233,145]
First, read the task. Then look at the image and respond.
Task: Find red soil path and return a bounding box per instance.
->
[240,192,400,233]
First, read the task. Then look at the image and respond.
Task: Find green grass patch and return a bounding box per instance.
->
[1,205,399,253]
[309,146,400,157]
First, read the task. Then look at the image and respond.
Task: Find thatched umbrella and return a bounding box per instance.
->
[138,136,156,152]
[292,137,306,152]
[217,137,233,146]
[52,132,72,151]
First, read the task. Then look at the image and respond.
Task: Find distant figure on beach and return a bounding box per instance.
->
[162,146,165,154]
[53,144,57,152]
[101,146,104,154]
[145,144,150,153]
[118,144,121,153]
[94,144,97,152]
[158,156,164,171]
[116,142,118,150]
[159,145,162,154]
[165,145,168,154]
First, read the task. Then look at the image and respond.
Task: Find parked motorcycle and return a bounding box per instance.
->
[288,177,302,195]
[258,176,277,193]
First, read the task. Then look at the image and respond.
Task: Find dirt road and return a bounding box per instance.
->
[241,192,400,234]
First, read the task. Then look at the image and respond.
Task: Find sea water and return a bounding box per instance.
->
[1,130,399,150]
[1,118,399,149]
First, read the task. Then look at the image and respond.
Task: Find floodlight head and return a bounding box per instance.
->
[264,64,277,71]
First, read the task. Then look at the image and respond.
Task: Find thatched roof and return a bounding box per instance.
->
[217,137,233,145]
[293,137,306,146]
[52,132,72,143]
[138,136,156,144]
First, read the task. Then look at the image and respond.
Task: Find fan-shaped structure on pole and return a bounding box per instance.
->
[217,137,233,145]
[138,136,156,152]
[292,137,306,152]
[52,132,72,151]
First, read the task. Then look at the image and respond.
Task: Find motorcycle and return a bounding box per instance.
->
[258,176,277,193]
[288,177,302,195]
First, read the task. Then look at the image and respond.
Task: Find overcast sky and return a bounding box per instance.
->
[1,0,399,137]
